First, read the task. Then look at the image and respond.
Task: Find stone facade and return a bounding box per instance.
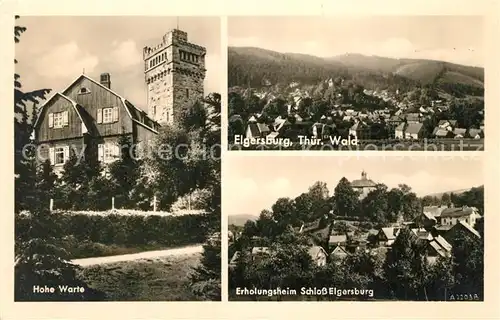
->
[143,29,206,125]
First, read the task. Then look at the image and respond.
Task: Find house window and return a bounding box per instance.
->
[49,145,69,166]
[98,143,119,163]
[54,147,65,165]
[103,108,113,123]
[49,111,69,128]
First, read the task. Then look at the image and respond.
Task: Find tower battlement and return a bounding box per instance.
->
[143,29,206,60]
[144,28,206,126]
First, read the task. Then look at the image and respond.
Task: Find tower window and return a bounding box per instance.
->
[79,87,90,94]
[186,88,189,98]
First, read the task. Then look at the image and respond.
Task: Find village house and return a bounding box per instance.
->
[426,235,453,264]
[330,245,349,261]
[411,228,433,242]
[432,127,451,138]
[404,122,425,140]
[453,128,467,139]
[377,227,400,246]
[229,251,241,268]
[405,113,421,123]
[444,220,481,245]
[245,122,271,139]
[328,234,347,247]
[438,120,457,131]
[420,205,448,226]
[467,128,483,139]
[351,170,377,200]
[251,247,270,261]
[308,246,328,267]
[440,206,481,228]
[394,122,405,139]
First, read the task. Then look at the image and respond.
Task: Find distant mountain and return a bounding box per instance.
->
[425,188,470,199]
[425,185,484,199]
[228,46,348,88]
[228,214,257,226]
[228,47,484,97]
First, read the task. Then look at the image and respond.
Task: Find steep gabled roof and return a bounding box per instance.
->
[405,122,424,135]
[380,227,399,240]
[454,220,481,239]
[308,246,327,259]
[441,206,478,218]
[32,92,91,138]
[329,234,347,244]
[34,74,159,136]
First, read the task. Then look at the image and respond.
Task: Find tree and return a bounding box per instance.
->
[361,184,389,223]
[383,228,429,300]
[427,257,455,301]
[451,228,484,297]
[14,15,51,213]
[190,234,221,301]
[332,178,360,217]
[441,193,451,205]
[14,18,103,300]
[34,160,58,210]
[58,148,102,210]
[108,134,141,208]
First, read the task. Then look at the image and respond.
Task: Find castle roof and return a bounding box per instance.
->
[351,171,377,188]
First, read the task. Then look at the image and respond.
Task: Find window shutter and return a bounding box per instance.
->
[49,147,55,165]
[63,146,70,162]
[114,143,120,158]
[97,109,103,124]
[98,144,104,162]
[63,111,69,126]
[48,113,54,128]
[113,107,119,122]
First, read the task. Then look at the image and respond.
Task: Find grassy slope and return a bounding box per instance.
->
[79,253,202,301]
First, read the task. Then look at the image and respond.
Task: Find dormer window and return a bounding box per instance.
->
[79,87,90,94]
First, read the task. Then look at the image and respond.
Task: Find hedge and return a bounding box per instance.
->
[16,211,210,248]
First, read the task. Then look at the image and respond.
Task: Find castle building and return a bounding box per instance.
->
[351,171,378,199]
[32,28,205,171]
[143,29,207,125]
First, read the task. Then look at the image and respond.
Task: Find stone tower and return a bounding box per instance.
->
[143,29,206,125]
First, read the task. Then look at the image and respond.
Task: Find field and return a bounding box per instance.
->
[79,252,203,301]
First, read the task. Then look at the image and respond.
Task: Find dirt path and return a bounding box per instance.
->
[71,244,203,267]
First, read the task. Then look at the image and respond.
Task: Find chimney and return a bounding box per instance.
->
[100,73,111,89]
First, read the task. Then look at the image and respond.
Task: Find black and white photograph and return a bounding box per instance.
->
[227,16,485,151]
[14,16,221,301]
[227,156,484,301]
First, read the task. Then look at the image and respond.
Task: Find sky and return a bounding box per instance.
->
[228,16,484,67]
[225,155,484,216]
[15,16,221,111]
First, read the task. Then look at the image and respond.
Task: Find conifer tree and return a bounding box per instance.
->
[190,234,221,301]
[14,16,103,301]
[108,134,141,208]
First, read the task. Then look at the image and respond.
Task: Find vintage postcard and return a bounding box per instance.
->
[13,16,221,301]
[227,16,485,151]
[227,155,484,301]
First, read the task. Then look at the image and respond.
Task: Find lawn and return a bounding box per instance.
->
[78,252,203,301]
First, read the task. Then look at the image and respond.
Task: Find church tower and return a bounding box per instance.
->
[143,29,206,125]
